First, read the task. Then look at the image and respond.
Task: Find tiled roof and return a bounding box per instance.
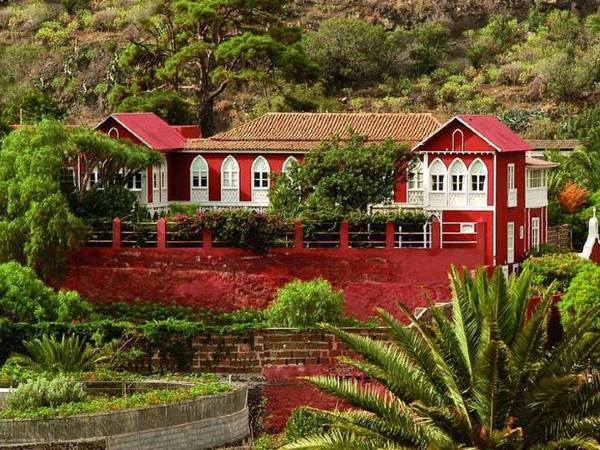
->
[185,112,441,151]
[525,139,581,150]
[526,157,559,168]
[457,115,533,152]
[97,113,187,151]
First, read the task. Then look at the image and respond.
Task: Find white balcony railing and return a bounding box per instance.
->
[525,187,548,208]
[407,190,424,205]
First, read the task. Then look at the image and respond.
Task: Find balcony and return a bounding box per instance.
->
[525,187,548,208]
[407,190,424,205]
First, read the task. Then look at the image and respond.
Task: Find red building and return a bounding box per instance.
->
[94,111,555,268]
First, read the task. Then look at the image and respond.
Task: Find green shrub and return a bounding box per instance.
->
[0,262,90,323]
[6,375,87,411]
[0,380,230,419]
[523,253,591,292]
[560,263,600,332]
[76,185,140,220]
[8,334,102,373]
[284,406,330,443]
[265,278,345,329]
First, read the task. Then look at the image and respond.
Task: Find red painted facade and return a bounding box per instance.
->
[93,112,552,269]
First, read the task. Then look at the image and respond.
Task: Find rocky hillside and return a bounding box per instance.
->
[0,0,599,136]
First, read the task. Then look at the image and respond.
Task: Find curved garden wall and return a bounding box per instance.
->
[0,383,249,450]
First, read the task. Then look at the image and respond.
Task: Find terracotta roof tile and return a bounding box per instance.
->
[526,157,559,168]
[525,139,581,150]
[185,112,441,151]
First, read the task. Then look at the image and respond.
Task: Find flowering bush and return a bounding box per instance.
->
[558,182,589,213]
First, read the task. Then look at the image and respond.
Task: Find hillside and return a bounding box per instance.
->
[0,0,599,137]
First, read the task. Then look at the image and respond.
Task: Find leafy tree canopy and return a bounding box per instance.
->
[112,0,317,136]
[0,121,85,280]
[270,135,410,218]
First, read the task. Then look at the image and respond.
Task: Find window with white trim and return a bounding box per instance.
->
[221,156,239,189]
[507,222,515,264]
[90,168,99,187]
[408,160,424,190]
[531,217,540,250]
[508,164,515,190]
[252,156,270,189]
[430,159,446,192]
[153,171,158,190]
[127,172,143,191]
[282,156,298,175]
[191,156,208,188]
[527,169,546,189]
[469,159,486,192]
[160,170,166,189]
[449,159,467,192]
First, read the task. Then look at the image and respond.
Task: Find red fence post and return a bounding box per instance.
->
[385,221,395,249]
[157,218,167,249]
[294,219,304,249]
[340,220,349,249]
[431,218,441,249]
[203,228,213,249]
[112,217,121,249]
[477,219,487,263]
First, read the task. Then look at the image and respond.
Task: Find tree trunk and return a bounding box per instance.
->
[199,98,216,137]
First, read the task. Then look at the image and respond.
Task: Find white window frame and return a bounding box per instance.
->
[252,156,270,190]
[407,160,424,191]
[469,159,487,193]
[507,163,517,207]
[127,172,143,192]
[531,217,540,250]
[221,156,240,190]
[449,159,467,193]
[429,159,446,192]
[190,155,209,189]
[527,169,546,189]
[507,222,515,264]
[108,127,120,139]
[452,129,465,151]
[282,156,298,175]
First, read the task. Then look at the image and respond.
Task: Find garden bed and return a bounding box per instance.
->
[0,381,249,450]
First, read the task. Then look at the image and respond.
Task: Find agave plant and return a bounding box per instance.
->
[284,266,600,449]
[8,334,104,373]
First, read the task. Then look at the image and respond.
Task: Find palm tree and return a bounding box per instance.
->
[284,266,600,449]
[8,334,104,373]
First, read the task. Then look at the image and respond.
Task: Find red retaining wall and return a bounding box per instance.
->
[62,246,484,320]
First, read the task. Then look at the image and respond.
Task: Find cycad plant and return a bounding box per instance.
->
[8,334,103,373]
[284,266,600,449]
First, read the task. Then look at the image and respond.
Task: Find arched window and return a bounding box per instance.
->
[282,156,298,175]
[429,159,446,192]
[452,129,464,151]
[252,156,270,189]
[449,159,467,192]
[469,159,487,192]
[191,156,209,189]
[408,160,424,190]
[221,156,239,203]
[108,127,119,139]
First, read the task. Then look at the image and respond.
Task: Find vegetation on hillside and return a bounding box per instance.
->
[0,1,599,137]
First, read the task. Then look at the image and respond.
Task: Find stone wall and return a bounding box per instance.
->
[0,386,248,450]
[547,224,572,250]
[62,246,484,320]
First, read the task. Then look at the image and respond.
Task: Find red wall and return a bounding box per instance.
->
[421,122,495,152]
[62,247,485,321]
[495,152,527,265]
